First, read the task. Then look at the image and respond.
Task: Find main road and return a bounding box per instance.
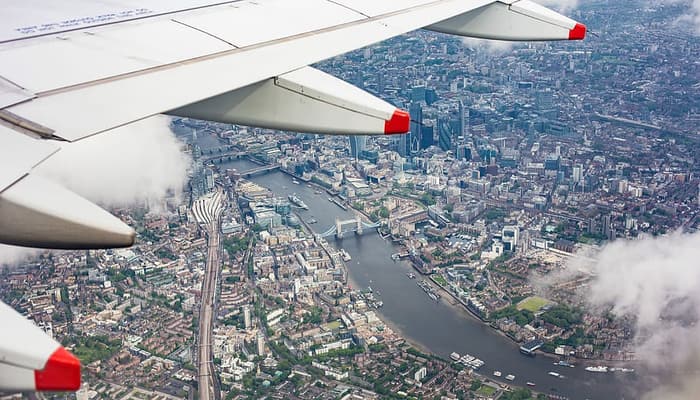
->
[193,190,224,400]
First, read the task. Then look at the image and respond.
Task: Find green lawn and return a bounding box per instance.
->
[476,385,497,397]
[517,296,550,313]
[323,320,342,331]
[433,275,448,286]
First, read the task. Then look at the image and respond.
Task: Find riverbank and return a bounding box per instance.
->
[426,270,641,370]
[343,259,435,358]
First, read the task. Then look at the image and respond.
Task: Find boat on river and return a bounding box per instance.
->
[288,194,308,209]
[554,360,575,368]
[609,367,634,373]
[585,366,608,373]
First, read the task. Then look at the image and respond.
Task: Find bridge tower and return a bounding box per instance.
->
[355,214,363,235]
[335,218,342,239]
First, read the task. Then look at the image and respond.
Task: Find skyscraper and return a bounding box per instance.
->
[409,102,423,154]
[349,135,367,160]
[256,332,266,355]
[396,134,407,157]
[411,86,426,102]
[458,100,466,136]
[572,164,583,183]
[602,214,614,240]
[535,89,554,110]
[420,123,434,149]
[438,118,453,152]
[243,305,252,329]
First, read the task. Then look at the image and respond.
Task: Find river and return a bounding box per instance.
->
[219,158,642,400]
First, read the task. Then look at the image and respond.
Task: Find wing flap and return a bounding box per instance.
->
[0,77,34,108]
[427,0,586,41]
[0,124,58,192]
[0,174,135,249]
[169,66,409,135]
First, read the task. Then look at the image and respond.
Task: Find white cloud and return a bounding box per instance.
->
[537,0,580,13]
[540,231,700,399]
[0,245,41,268]
[677,0,700,34]
[461,37,520,54]
[36,115,190,210]
[0,115,191,265]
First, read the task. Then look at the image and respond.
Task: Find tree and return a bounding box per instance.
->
[490,305,534,326]
[420,193,436,206]
[500,388,532,400]
[541,305,582,329]
[470,379,482,391]
[379,207,390,218]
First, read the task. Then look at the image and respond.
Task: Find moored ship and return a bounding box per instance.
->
[288,194,308,209]
[585,366,608,373]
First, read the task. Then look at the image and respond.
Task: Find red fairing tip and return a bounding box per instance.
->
[35,347,81,391]
[568,23,586,40]
[384,109,410,135]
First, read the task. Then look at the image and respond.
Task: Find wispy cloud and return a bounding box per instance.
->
[539,231,700,399]
[36,115,190,210]
[674,0,700,34]
[0,116,191,265]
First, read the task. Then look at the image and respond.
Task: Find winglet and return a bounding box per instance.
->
[568,23,586,40]
[384,110,410,135]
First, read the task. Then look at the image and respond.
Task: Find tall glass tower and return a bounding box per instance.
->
[349,135,367,160]
[409,102,423,153]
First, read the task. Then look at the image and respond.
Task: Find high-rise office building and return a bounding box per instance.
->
[535,89,554,110]
[409,102,423,154]
[256,332,266,355]
[438,118,453,152]
[602,214,614,240]
[243,305,252,329]
[458,100,466,136]
[349,135,367,160]
[411,86,426,102]
[425,88,438,105]
[420,123,434,149]
[572,164,583,183]
[397,133,408,157]
[502,225,519,251]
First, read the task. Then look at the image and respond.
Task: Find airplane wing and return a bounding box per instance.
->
[0,301,80,392]
[0,0,584,391]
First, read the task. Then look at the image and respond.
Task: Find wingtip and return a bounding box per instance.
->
[568,23,586,40]
[34,347,81,391]
[384,109,410,135]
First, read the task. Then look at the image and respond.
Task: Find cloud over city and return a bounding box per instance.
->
[539,231,700,399]
[0,116,191,266]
